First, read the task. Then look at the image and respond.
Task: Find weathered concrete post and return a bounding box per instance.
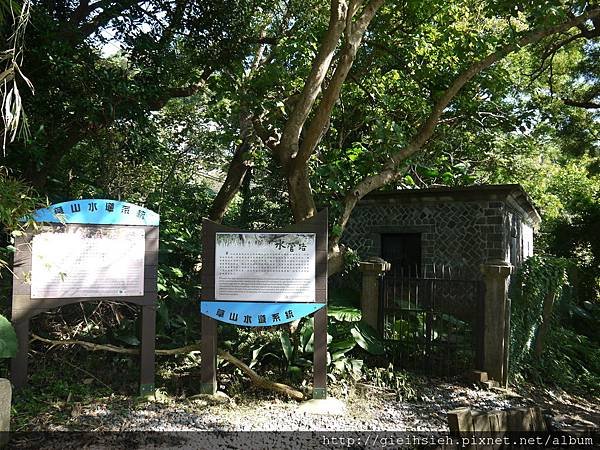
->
[358,258,391,331]
[480,259,513,385]
[0,378,11,446]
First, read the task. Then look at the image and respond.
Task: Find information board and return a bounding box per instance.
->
[201,210,329,399]
[215,232,315,302]
[11,199,159,396]
[31,227,145,299]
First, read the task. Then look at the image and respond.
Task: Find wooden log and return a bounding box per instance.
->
[218,350,304,401]
[32,333,201,355]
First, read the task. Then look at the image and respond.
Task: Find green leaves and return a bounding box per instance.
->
[0,171,41,274]
[328,306,361,322]
[0,314,17,359]
[327,288,362,322]
[301,319,314,353]
[328,287,361,308]
[329,337,356,359]
[350,321,385,355]
[279,332,294,363]
[510,255,573,378]
[245,311,386,385]
[249,343,270,369]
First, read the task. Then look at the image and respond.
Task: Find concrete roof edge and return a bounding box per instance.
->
[362,184,542,226]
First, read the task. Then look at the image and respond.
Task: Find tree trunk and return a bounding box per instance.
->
[328,243,345,276]
[209,111,254,223]
[19,125,87,192]
[238,167,253,228]
[287,165,316,222]
[209,140,252,222]
[534,290,557,358]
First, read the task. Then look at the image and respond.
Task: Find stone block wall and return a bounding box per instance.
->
[343,193,535,279]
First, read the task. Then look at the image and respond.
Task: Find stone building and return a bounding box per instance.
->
[343,184,541,277]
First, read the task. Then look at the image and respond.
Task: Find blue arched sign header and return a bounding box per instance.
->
[28,199,159,226]
[201,301,324,327]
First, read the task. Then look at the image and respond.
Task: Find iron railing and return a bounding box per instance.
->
[379,266,485,376]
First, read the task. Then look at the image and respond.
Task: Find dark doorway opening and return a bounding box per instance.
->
[381,233,422,274]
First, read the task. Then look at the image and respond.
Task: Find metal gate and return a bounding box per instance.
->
[378,266,485,376]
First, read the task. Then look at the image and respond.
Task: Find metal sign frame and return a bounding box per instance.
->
[200,210,328,399]
[11,199,159,396]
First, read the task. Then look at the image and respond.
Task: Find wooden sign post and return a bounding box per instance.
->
[200,210,328,399]
[11,199,159,396]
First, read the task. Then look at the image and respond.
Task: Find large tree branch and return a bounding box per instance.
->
[283,0,386,222]
[277,0,349,165]
[209,112,254,222]
[562,98,600,109]
[334,7,600,243]
[293,0,384,170]
[147,66,214,110]
[563,84,600,109]
[253,116,279,151]
[218,350,304,400]
[78,0,143,36]
[159,0,189,47]
[287,164,317,221]
[206,19,279,223]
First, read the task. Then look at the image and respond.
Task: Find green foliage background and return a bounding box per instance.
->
[510,256,600,395]
[0,0,598,398]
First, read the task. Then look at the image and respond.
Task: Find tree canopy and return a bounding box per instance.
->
[0,0,599,406]
[1,0,599,290]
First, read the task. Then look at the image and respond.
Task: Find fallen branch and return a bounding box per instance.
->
[218,350,304,401]
[30,334,305,401]
[31,334,201,355]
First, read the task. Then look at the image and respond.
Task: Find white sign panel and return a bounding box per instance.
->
[215,232,316,302]
[31,227,145,299]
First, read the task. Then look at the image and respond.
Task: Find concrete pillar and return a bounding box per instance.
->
[0,378,11,446]
[480,259,513,385]
[358,258,391,331]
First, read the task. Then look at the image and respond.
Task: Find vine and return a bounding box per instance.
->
[509,255,600,394]
[509,255,569,376]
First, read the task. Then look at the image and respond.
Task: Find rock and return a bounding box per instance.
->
[481,380,500,389]
[298,398,346,416]
[467,370,489,383]
[188,391,231,405]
